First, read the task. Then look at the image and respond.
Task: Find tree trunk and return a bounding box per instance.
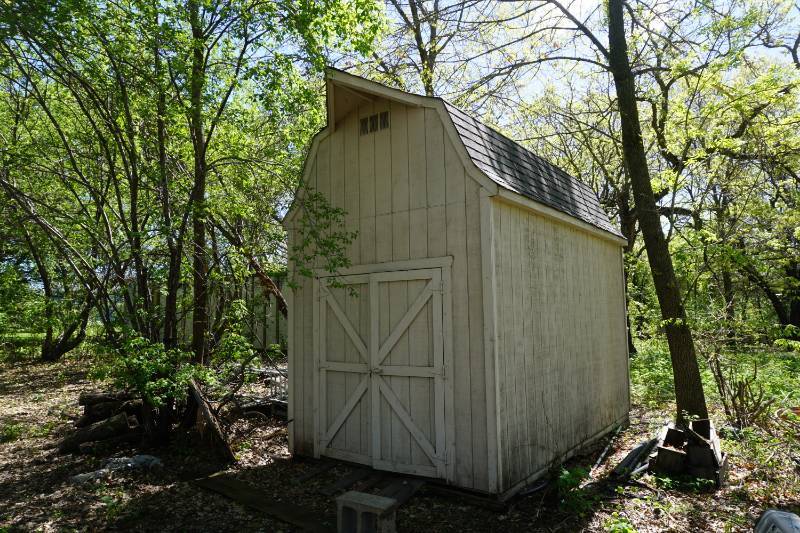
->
[189,0,209,365]
[619,192,638,355]
[738,258,795,331]
[153,10,183,350]
[786,261,800,333]
[189,379,236,462]
[607,0,708,423]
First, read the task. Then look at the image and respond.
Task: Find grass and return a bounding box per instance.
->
[1,419,58,445]
[628,339,800,529]
[0,333,43,363]
[0,423,24,443]
[630,339,800,414]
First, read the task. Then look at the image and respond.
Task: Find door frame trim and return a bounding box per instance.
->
[313,258,454,482]
[314,256,453,277]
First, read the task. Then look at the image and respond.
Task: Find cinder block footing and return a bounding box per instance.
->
[336,491,398,533]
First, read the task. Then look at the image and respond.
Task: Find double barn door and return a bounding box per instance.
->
[314,263,450,478]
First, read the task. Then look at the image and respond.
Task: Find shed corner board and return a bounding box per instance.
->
[479,191,501,493]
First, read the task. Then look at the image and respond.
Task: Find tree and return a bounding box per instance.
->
[606,0,708,420]
[512,0,792,422]
[0,0,382,439]
[354,1,552,115]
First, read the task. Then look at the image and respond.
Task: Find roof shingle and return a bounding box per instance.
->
[443,101,622,237]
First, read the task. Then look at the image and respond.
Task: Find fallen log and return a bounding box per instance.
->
[189,379,236,462]
[78,391,133,406]
[76,399,143,428]
[59,412,137,454]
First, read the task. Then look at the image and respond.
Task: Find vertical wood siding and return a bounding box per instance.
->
[491,198,628,491]
[287,98,489,491]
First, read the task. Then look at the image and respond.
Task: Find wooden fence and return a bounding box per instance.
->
[173,274,288,353]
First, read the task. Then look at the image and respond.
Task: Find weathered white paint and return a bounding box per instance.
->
[284,72,629,495]
[490,197,629,493]
[286,92,488,489]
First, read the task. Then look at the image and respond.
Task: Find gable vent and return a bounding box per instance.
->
[359,111,390,135]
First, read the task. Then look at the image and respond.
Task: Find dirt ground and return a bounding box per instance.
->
[1,354,798,532]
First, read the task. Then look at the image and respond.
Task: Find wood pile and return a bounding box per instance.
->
[59,391,143,454]
[649,419,727,487]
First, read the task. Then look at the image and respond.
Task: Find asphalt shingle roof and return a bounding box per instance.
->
[443,101,622,237]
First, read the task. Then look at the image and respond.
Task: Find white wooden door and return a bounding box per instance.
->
[315,267,448,478]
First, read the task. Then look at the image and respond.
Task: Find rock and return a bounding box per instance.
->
[105,455,162,471]
[69,454,163,484]
[70,469,111,484]
[755,509,800,533]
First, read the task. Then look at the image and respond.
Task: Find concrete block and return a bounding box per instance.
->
[336,491,398,533]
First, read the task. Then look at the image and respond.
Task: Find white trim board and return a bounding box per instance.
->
[282,127,330,226]
[326,68,426,108]
[479,189,501,493]
[314,256,453,277]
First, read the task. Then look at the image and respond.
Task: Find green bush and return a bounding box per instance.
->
[0,423,24,443]
[96,336,204,408]
[631,339,800,429]
[629,340,676,408]
[604,513,637,532]
[556,467,595,515]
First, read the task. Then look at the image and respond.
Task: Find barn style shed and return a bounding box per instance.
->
[283,69,630,497]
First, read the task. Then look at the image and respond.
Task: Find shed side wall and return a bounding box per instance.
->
[491,198,628,491]
[287,97,490,491]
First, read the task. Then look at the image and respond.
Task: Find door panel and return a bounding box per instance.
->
[318,277,371,463]
[316,267,447,478]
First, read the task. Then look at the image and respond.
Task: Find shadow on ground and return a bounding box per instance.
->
[0,355,635,532]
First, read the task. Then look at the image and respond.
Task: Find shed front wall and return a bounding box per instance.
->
[287,97,490,491]
[490,198,629,493]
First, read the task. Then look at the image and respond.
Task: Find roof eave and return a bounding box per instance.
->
[493,188,628,246]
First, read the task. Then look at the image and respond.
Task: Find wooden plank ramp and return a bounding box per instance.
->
[379,478,426,505]
[194,473,333,532]
[291,459,336,485]
[319,468,372,496]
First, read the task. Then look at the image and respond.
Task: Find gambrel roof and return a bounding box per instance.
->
[298,69,622,239]
[443,102,622,237]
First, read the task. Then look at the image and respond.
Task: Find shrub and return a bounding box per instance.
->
[0,423,24,443]
[97,336,203,408]
[556,467,595,515]
[604,513,637,533]
[629,340,676,408]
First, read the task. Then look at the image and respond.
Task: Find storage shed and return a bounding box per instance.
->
[283,69,630,497]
